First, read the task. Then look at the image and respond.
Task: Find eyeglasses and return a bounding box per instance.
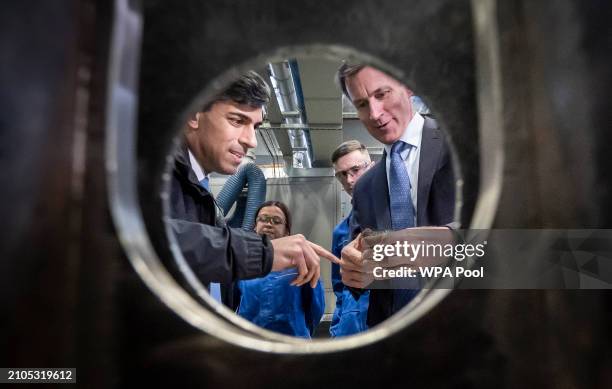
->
[334,161,370,182]
[256,215,285,225]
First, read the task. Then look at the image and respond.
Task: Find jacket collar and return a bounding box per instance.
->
[174,144,211,197]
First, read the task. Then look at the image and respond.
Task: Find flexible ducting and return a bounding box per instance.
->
[216,161,267,230]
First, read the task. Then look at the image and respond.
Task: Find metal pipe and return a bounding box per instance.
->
[268,61,314,168]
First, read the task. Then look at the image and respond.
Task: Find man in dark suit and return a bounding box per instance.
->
[336,64,456,327]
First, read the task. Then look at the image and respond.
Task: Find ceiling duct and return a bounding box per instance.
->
[268,60,314,168]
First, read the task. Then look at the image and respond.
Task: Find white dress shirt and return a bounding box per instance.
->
[188,149,208,183]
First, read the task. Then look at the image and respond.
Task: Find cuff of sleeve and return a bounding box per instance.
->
[261,234,274,275]
[234,230,274,279]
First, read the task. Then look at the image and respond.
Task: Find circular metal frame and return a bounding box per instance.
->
[106,0,504,354]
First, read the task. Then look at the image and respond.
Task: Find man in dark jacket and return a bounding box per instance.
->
[168,71,337,306]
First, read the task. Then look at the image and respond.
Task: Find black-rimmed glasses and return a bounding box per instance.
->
[256,215,285,225]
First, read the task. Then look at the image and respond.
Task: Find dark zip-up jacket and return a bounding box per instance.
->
[167,148,274,289]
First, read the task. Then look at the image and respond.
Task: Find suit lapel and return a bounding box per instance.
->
[417,117,442,225]
[372,153,392,230]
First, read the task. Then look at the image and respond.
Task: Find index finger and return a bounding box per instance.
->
[308,241,340,265]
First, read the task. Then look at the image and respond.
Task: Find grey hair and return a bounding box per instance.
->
[335,62,366,98]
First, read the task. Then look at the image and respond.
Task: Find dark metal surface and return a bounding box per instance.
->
[1,0,611,388]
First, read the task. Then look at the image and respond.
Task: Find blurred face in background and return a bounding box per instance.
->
[333,150,372,196]
[255,206,289,240]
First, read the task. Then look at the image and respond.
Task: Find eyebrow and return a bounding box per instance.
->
[352,86,392,104]
[336,161,367,172]
[227,111,263,127]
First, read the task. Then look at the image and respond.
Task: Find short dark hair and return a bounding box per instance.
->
[255,200,291,234]
[336,62,366,98]
[202,70,271,112]
[331,140,369,164]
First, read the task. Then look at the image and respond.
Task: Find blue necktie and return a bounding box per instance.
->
[199,177,210,191]
[199,176,222,303]
[388,141,419,311]
[389,141,415,230]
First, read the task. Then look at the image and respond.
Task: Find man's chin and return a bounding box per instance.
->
[379,133,401,145]
[368,129,400,145]
[219,162,240,175]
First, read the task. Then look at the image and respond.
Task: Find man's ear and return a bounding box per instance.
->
[403,86,414,99]
[187,112,201,130]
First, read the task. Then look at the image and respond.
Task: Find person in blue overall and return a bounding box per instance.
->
[329,140,374,337]
[237,201,325,338]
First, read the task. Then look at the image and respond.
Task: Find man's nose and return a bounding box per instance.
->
[346,174,357,187]
[239,125,257,149]
[368,99,384,121]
